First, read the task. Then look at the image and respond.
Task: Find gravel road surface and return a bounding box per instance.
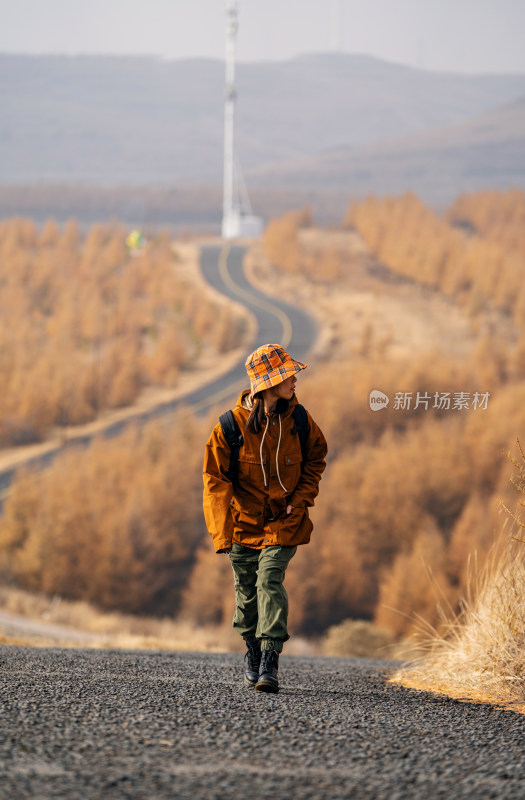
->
[1,647,524,800]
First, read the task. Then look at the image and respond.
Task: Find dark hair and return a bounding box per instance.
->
[246,393,266,434]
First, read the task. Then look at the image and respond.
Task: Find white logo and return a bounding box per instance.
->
[369,390,390,411]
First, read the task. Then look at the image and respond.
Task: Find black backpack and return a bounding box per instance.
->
[219,404,309,485]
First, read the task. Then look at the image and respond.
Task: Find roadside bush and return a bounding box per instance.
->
[392,439,525,705]
[392,537,525,705]
[321,619,394,658]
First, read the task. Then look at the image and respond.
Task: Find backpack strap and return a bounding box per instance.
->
[219,410,244,484]
[292,404,310,465]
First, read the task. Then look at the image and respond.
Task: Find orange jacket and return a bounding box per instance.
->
[203,391,327,552]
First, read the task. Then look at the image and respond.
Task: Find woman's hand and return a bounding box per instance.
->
[286,504,294,515]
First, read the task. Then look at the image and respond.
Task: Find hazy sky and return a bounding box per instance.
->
[2,0,525,74]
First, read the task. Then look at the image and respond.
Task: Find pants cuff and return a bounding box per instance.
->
[261,640,284,653]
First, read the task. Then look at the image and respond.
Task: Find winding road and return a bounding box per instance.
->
[193,243,316,411]
[0,243,316,498]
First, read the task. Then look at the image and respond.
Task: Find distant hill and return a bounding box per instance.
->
[3,52,525,190]
[249,96,525,206]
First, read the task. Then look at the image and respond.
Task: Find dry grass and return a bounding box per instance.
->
[0,585,242,652]
[0,585,319,656]
[391,534,525,711]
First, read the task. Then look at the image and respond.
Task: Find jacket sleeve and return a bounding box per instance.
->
[203,422,235,552]
[288,412,328,510]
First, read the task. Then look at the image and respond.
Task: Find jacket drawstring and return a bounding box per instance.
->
[259,416,270,487]
[260,413,289,493]
[275,415,289,493]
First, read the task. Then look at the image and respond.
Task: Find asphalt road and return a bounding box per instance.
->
[1,647,524,800]
[195,243,316,410]
[0,243,316,498]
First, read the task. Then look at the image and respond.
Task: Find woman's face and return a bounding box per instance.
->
[275,374,298,399]
[264,373,298,407]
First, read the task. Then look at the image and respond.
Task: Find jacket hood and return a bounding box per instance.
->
[236,390,298,416]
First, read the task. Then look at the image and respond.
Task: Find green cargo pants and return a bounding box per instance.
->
[228,543,297,653]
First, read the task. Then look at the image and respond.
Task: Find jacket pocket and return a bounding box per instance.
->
[238,450,266,487]
[279,450,302,491]
[276,506,313,546]
[230,496,264,536]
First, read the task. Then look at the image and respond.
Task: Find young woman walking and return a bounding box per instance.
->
[203,343,327,693]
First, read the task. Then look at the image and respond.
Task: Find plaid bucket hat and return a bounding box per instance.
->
[245,343,307,395]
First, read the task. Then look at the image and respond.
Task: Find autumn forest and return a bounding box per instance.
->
[1,189,524,648]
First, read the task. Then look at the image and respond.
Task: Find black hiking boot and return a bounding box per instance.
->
[255,649,279,693]
[244,640,262,688]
